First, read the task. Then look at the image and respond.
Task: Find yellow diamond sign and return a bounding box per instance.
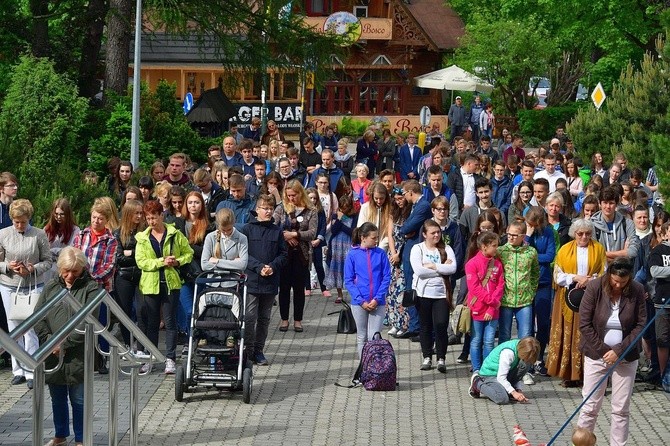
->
[591,82,606,110]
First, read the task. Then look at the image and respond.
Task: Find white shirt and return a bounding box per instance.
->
[461,168,476,207]
[534,169,566,192]
[556,246,589,287]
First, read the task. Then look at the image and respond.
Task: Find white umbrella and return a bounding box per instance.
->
[414,65,493,93]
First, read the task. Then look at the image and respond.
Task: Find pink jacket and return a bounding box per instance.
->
[465,251,505,321]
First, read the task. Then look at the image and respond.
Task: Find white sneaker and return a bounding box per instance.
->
[135,350,151,359]
[139,363,154,374]
[437,359,447,373]
[523,373,535,385]
[165,358,176,374]
[387,327,399,336]
[420,357,432,371]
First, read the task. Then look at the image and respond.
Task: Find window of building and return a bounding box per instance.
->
[372,55,392,66]
[412,86,431,96]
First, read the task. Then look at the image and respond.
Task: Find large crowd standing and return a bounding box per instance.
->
[0,105,668,445]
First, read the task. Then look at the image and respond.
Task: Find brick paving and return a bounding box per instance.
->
[1,290,669,445]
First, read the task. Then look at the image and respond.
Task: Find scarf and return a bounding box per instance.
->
[334,152,352,162]
[555,240,606,322]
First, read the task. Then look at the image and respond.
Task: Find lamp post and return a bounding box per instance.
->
[130,0,142,169]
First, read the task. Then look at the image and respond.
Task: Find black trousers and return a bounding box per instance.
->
[279,257,309,322]
[418,296,450,360]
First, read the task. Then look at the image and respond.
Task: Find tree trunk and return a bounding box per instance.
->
[30,0,50,57]
[78,0,109,98]
[104,0,132,97]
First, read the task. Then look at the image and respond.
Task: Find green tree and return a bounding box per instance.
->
[568,37,670,170]
[0,55,89,179]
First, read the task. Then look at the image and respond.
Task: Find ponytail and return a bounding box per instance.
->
[353,222,378,246]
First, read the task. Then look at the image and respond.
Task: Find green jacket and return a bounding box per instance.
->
[497,243,539,308]
[34,271,101,386]
[135,224,194,295]
[480,339,520,377]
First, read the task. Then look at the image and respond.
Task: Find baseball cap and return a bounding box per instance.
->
[455,96,462,100]
[550,138,560,146]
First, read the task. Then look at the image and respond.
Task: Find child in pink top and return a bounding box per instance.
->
[465,231,505,374]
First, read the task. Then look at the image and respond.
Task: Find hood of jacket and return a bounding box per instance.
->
[590,210,624,233]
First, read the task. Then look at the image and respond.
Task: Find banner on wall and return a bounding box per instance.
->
[231,102,303,133]
[309,115,449,136]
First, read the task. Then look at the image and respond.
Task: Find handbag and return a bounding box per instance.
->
[451,304,471,335]
[327,301,357,334]
[8,270,41,321]
[401,290,417,308]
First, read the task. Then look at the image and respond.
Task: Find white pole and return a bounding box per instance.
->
[130,0,143,168]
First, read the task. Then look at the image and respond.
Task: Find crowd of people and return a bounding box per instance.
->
[0,112,667,446]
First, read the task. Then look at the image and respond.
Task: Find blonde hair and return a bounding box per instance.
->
[93,197,120,231]
[282,180,312,213]
[154,181,172,200]
[213,208,236,258]
[119,200,145,246]
[9,199,34,220]
[57,246,89,272]
[571,427,597,446]
[517,337,540,363]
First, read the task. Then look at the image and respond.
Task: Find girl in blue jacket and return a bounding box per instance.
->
[525,206,557,375]
[344,222,392,358]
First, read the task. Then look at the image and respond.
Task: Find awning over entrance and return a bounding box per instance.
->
[413,65,493,92]
[186,88,236,124]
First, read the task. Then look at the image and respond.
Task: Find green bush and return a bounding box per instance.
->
[20,163,108,228]
[338,116,369,139]
[0,55,89,180]
[517,102,586,141]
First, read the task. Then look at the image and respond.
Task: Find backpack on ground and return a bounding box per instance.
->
[354,332,397,391]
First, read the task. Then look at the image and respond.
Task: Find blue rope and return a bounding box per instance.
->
[546,303,668,445]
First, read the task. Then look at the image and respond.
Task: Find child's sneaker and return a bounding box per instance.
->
[469,373,481,398]
[523,373,535,385]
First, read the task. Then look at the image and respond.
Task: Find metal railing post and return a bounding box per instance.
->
[83,322,95,446]
[108,345,119,446]
[130,366,139,446]
[32,362,45,446]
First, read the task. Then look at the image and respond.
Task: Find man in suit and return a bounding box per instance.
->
[397,179,433,340]
[396,133,422,181]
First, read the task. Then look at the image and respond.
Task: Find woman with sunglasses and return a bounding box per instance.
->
[547,218,606,387]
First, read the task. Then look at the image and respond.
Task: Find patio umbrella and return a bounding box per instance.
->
[414,65,493,102]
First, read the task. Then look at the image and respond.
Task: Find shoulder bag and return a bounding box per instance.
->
[9,270,41,321]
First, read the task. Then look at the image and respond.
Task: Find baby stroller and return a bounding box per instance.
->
[175,270,253,403]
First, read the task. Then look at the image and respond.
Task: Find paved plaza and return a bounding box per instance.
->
[0,291,669,445]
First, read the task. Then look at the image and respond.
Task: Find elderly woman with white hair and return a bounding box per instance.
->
[545,191,572,247]
[0,198,52,389]
[35,246,100,446]
[546,218,607,387]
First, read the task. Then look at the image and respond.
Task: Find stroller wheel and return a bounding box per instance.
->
[175,365,186,402]
[242,367,253,404]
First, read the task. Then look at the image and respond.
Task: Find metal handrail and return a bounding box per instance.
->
[0,285,168,446]
[0,288,69,355]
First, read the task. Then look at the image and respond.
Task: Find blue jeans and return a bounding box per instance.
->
[49,383,84,442]
[178,282,195,335]
[498,305,533,344]
[471,319,498,372]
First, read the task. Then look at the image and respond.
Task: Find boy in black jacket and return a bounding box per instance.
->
[241,194,288,365]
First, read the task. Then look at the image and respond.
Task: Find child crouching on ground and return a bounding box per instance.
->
[469,336,540,404]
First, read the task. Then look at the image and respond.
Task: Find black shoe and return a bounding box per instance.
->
[98,361,108,375]
[456,354,469,364]
[410,335,421,343]
[10,375,26,385]
[26,379,33,390]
